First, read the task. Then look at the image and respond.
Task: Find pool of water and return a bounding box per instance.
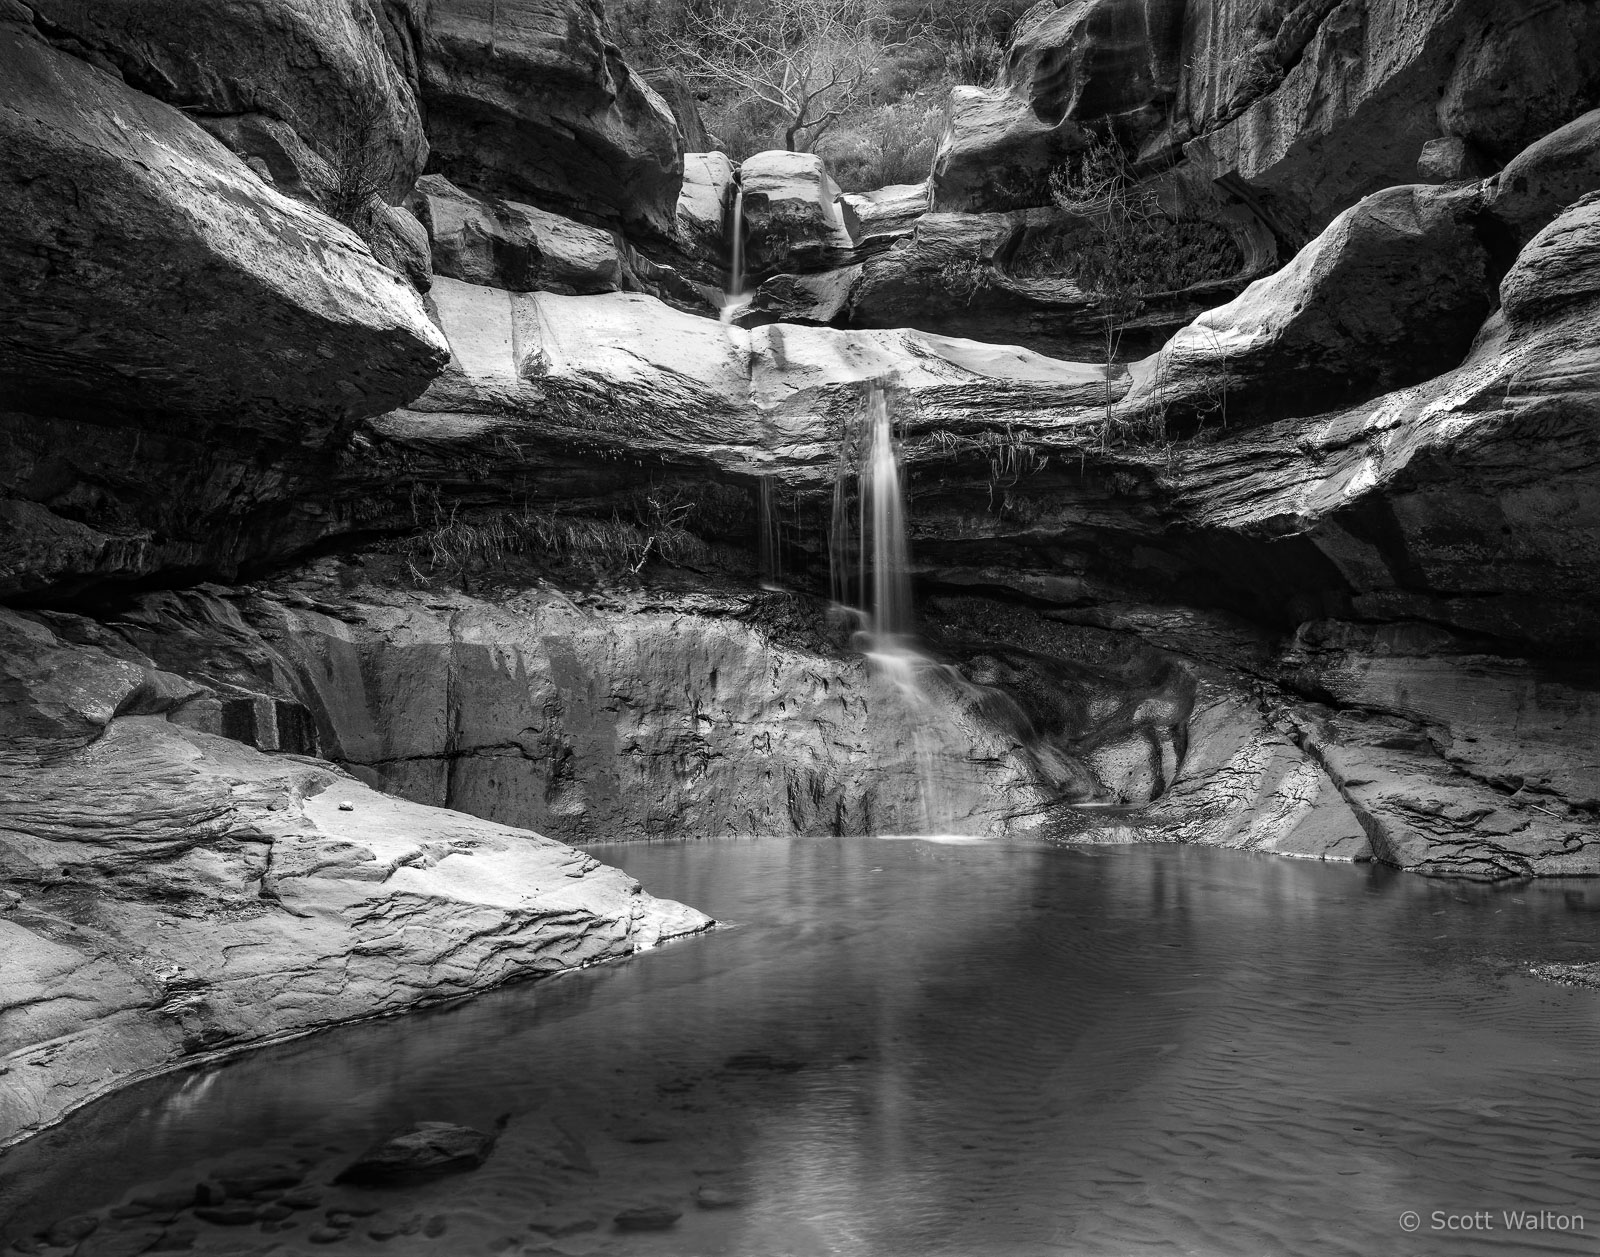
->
[4,840,1600,1256]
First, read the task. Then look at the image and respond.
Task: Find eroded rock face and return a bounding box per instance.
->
[419,0,683,238]
[933,0,1600,247]
[25,0,428,200]
[0,606,709,1148]
[1126,183,1499,425]
[0,19,450,599]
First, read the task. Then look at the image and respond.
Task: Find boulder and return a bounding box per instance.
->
[840,181,929,252]
[25,0,427,200]
[0,24,446,434]
[336,1122,499,1185]
[419,0,683,238]
[1126,183,1497,427]
[1490,110,1600,248]
[410,174,625,294]
[738,150,857,279]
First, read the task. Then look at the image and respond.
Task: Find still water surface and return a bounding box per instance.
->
[4,840,1600,1256]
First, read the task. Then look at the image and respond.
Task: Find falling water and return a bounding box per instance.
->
[757,473,781,586]
[832,383,952,831]
[720,183,749,325]
[860,385,913,641]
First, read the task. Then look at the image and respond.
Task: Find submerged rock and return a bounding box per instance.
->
[336,1121,499,1186]
[613,1205,681,1232]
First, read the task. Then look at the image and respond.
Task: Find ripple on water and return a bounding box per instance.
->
[3,840,1600,1257]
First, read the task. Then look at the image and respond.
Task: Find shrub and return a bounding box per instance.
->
[816,96,945,191]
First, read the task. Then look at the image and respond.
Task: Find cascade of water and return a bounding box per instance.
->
[757,473,780,585]
[720,184,748,325]
[861,385,913,641]
[828,382,956,833]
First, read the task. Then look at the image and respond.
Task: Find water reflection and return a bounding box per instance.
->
[3,842,1600,1257]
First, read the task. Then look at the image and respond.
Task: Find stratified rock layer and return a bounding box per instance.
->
[0,607,709,1148]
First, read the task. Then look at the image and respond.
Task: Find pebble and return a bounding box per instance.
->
[337,802,355,811]
[694,1185,743,1209]
[307,1227,348,1244]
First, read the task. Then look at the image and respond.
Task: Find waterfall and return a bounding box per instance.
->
[860,385,913,642]
[757,473,781,586]
[831,382,954,833]
[720,184,748,325]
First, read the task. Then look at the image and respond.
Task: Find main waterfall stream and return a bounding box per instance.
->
[4,841,1599,1256]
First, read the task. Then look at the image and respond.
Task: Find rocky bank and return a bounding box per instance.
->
[2,0,1600,1163]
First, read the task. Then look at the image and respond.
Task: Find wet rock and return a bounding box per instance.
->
[335,1121,498,1186]
[694,1186,743,1209]
[423,1215,449,1239]
[76,1228,169,1257]
[275,1187,323,1212]
[307,1227,348,1244]
[613,1205,681,1232]
[43,1216,97,1246]
[418,0,682,238]
[149,1227,198,1252]
[526,1211,598,1237]
[193,1206,258,1226]
[131,1192,198,1214]
[216,1163,303,1196]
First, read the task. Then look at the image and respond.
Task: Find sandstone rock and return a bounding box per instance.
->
[394,280,1113,497]
[410,174,624,294]
[933,0,1600,246]
[0,24,447,433]
[1489,109,1600,247]
[845,204,1271,358]
[359,201,434,292]
[742,267,863,328]
[1416,136,1495,183]
[645,68,709,151]
[0,610,710,1146]
[1127,184,1497,427]
[675,151,738,271]
[738,151,856,279]
[419,0,683,238]
[25,0,427,200]
[840,181,928,252]
[336,1121,498,1185]
[0,21,449,600]
[1437,3,1600,166]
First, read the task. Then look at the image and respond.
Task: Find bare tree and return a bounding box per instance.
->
[664,0,902,152]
